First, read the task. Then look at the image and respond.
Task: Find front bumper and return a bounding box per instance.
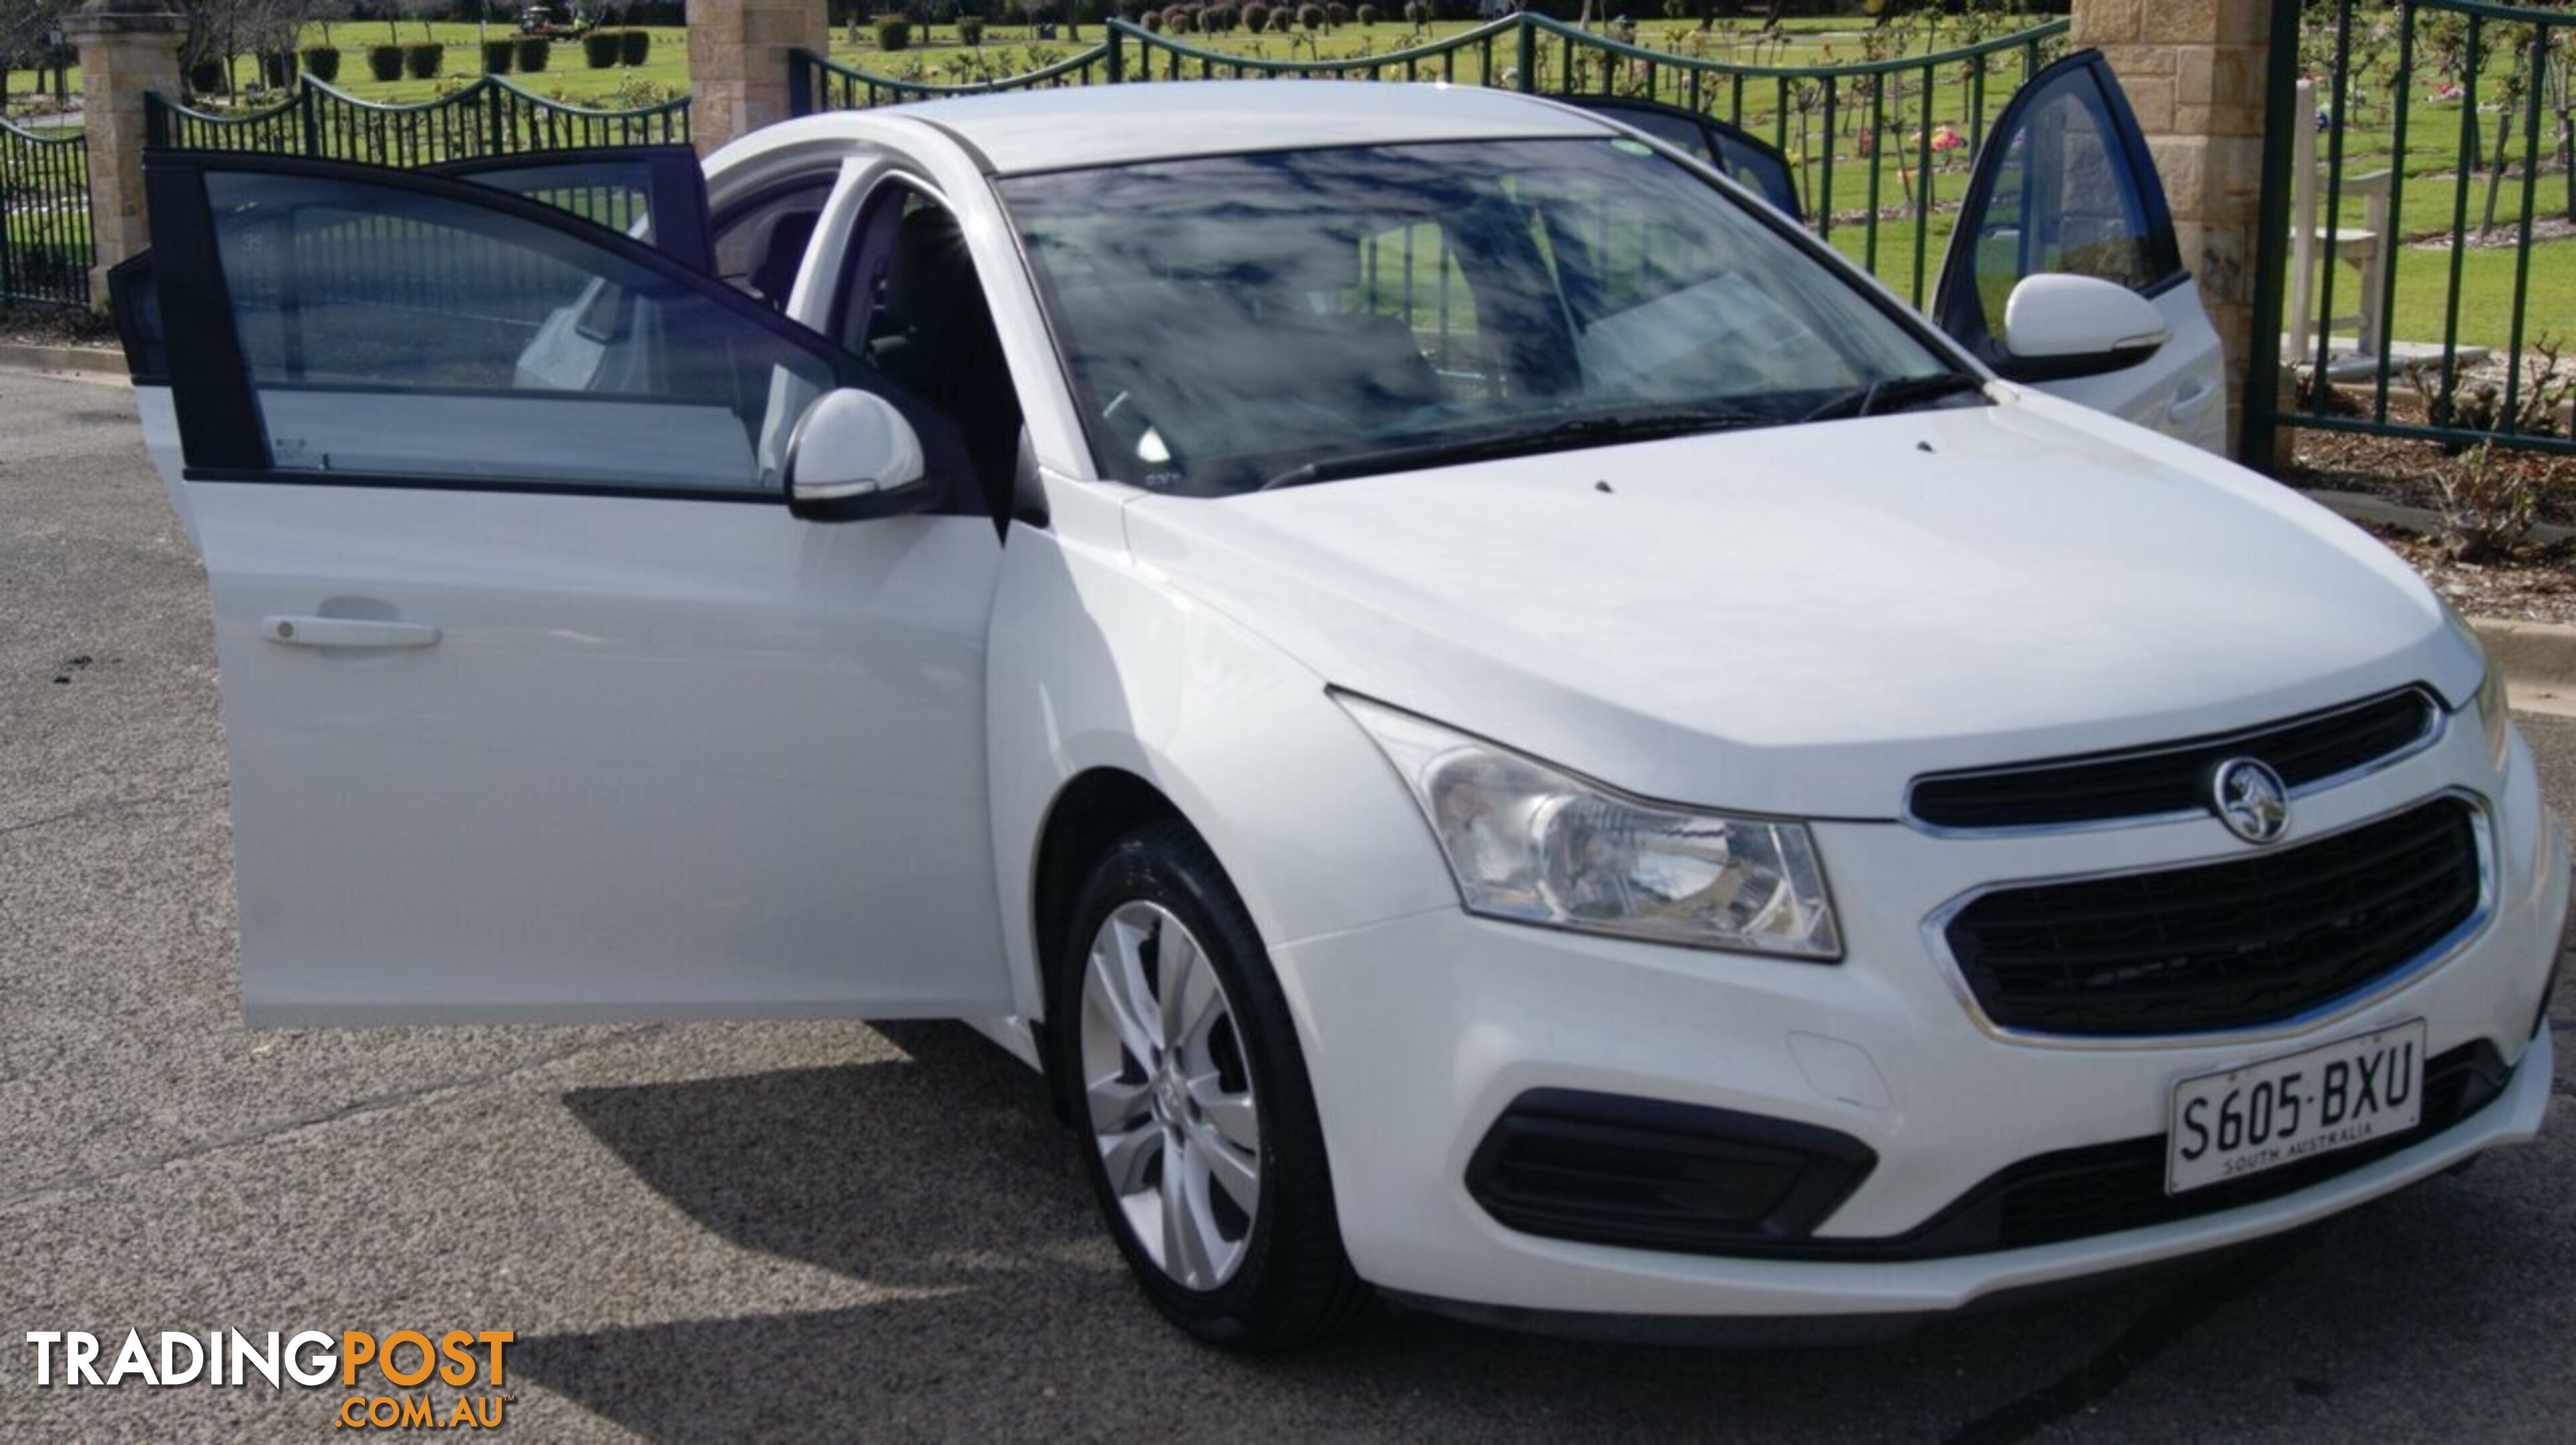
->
[1269,721,2565,1319]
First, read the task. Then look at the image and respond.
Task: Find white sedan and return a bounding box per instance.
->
[117,72,2561,1348]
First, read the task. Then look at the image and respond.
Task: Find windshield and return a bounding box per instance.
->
[1000,138,1969,495]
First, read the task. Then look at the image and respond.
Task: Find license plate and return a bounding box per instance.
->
[2166,1020,2426,1195]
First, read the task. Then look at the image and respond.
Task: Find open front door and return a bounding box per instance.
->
[1560,95,1805,222]
[1932,50,2227,453]
[143,152,1014,1026]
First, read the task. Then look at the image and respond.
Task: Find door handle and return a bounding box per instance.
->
[262,616,441,649]
[2167,380,2218,423]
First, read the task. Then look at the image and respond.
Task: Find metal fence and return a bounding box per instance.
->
[1,118,94,309]
[144,74,690,167]
[2247,0,2575,465]
[792,14,2072,310]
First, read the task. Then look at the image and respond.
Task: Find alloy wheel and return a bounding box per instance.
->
[1078,900,1263,1290]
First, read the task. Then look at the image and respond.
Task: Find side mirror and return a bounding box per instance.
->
[1997,273,2171,382]
[785,388,934,522]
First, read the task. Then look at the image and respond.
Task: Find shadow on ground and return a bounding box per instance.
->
[513,1023,2402,1443]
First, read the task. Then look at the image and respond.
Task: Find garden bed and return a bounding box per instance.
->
[0,303,115,349]
[2281,390,2576,625]
[2365,523,2576,627]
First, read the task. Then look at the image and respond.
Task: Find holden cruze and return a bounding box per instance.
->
[115,74,2563,1348]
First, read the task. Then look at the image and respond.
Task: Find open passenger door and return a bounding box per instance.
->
[1931,50,2227,452]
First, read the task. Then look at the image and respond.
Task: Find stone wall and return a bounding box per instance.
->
[688,0,830,156]
[63,0,187,300]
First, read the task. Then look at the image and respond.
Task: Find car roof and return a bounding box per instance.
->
[861,81,1616,174]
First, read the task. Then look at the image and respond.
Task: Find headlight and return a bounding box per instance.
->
[2476,655,2511,775]
[2438,594,2510,773]
[1336,694,1841,959]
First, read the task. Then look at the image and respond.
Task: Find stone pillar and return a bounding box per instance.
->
[688,0,830,158]
[2073,0,2272,453]
[62,0,189,306]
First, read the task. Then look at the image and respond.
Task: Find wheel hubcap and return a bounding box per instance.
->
[1079,900,1261,1291]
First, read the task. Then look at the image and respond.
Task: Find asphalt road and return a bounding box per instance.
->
[3,366,2571,1442]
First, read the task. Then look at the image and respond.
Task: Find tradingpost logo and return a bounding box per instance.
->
[25,1329,517,1430]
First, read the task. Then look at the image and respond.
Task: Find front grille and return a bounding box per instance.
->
[1909,688,2438,831]
[1943,797,2483,1037]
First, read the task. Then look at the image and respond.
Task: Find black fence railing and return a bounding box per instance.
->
[144,74,690,167]
[1,119,94,309]
[792,15,2072,312]
[2248,0,2576,465]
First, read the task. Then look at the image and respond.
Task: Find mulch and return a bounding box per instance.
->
[2364,523,2576,627]
[2276,402,2576,624]
[0,304,116,350]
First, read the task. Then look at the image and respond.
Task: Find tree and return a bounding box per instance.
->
[170,0,351,97]
[0,0,80,110]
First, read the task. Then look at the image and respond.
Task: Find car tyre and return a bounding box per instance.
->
[1054,820,1376,1349]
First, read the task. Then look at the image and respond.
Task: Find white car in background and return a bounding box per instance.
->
[115,68,2559,1349]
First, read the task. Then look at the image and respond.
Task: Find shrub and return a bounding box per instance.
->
[1140,9,1161,28]
[1298,3,1325,29]
[482,38,516,74]
[186,57,225,96]
[366,44,404,83]
[1356,2,1378,21]
[1201,3,1236,30]
[1168,5,1197,30]
[1403,0,1427,20]
[2422,338,2573,441]
[260,52,297,89]
[620,28,651,66]
[1325,1,1350,23]
[516,37,550,72]
[604,75,684,109]
[875,15,912,49]
[957,13,985,43]
[403,42,443,80]
[2436,445,2538,564]
[301,46,341,83]
[1243,1,1269,29]
[584,30,623,67]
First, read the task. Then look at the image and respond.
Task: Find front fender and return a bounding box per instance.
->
[983,511,1456,1026]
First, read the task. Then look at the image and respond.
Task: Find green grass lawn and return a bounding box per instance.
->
[1,206,93,304]
[5,17,2053,112]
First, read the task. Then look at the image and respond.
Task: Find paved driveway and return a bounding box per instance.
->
[3,368,2570,1442]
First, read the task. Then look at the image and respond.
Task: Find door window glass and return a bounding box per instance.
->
[433,154,719,274]
[206,170,835,493]
[1960,68,2162,347]
[444,158,661,237]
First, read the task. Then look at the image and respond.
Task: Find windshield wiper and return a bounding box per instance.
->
[1800,370,1988,424]
[1258,406,1779,492]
